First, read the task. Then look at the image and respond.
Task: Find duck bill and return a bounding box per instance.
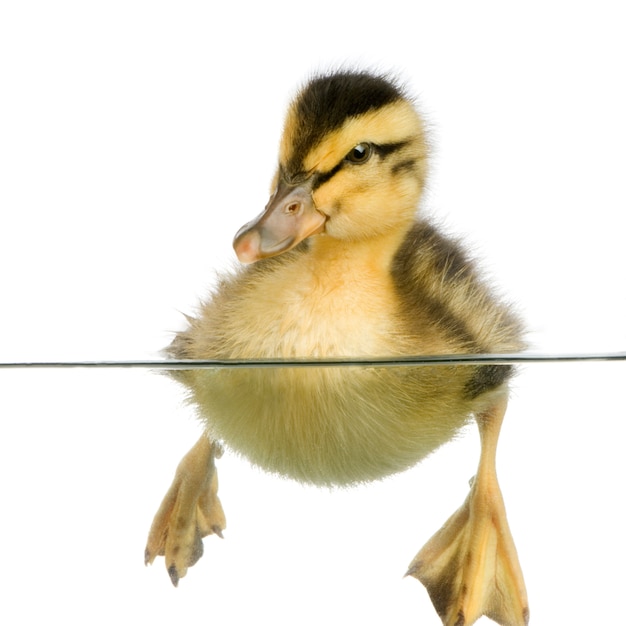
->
[233,179,326,264]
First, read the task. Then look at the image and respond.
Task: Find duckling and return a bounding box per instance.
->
[145,70,528,626]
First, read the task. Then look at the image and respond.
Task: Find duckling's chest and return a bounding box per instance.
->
[220,258,405,358]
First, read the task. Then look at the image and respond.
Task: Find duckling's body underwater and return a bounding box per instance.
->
[146,71,530,626]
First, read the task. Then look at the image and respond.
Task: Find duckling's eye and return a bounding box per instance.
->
[345,143,372,164]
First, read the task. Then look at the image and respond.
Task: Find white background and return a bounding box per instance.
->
[1,2,625,624]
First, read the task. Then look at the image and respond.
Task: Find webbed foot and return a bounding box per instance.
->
[406,397,528,626]
[144,435,226,585]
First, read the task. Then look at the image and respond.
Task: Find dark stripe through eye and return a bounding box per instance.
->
[312,161,344,189]
[311,140,412,189]
[376,141,409,158]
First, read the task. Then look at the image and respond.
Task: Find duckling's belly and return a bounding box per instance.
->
[183,261,479,486]
[190,365,476,485]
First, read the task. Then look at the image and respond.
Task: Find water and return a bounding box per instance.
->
[1,357,624,624]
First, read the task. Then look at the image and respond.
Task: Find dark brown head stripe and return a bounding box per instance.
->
[286,72,405,173]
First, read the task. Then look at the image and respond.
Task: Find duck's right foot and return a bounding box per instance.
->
[406,397,528,626]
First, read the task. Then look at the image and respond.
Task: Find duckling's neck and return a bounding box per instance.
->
[308,226,410,276]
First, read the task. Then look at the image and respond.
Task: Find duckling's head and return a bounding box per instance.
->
[234,71,428,264]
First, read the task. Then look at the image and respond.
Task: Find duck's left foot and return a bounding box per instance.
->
[406,398,528,626]
[144,434,226,586]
